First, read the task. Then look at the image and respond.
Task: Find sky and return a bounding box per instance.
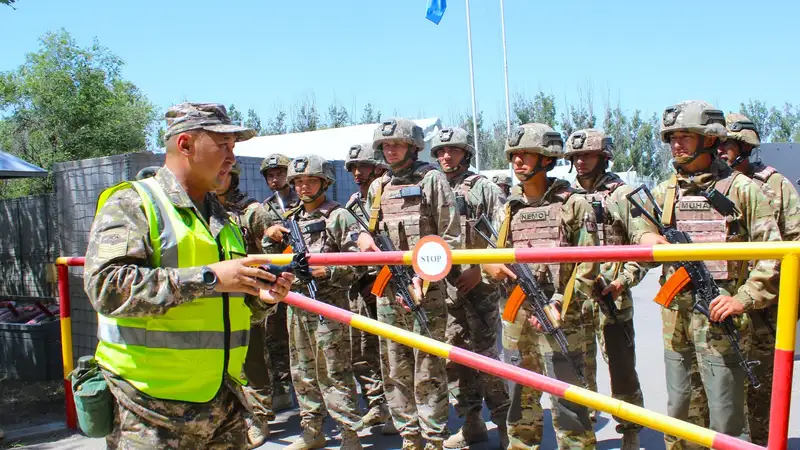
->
[1,0,798,129]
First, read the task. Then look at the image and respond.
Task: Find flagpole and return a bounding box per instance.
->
[465,0,480,170]
[499,0,514,182]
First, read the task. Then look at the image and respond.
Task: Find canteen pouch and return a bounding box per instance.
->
[71,358,114,437]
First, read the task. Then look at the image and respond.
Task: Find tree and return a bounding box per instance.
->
[739,100,774,141]
[227,104,244,126]
[513,92,556,128]
[245,109,263,135]
[291,95,320,132]
[0,29,157,197]
[1,0,18,7]
[559,87,597,141]
[603,103,632,171]
[265,110,287,135]
[769,103,798,143]
[326,103,350,128]
[360,103,381,124]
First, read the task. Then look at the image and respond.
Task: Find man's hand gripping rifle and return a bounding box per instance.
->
[345,193,431,337]
[626,184,760,388]
[473,214,586,385]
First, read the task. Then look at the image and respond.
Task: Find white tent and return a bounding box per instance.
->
[234,118,443,163]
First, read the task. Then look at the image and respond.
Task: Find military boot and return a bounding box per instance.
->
[424,441,444,450]
[340,429,363,450]
[284,426,326,450]
[402,433,424,450]
[443,409,488,449]
[245,416,270,449]
[362,403,391,427]
[621,430,640,450]
[496,422,509,450]
[272,392,294,412]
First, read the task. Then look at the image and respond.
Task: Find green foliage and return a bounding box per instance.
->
[291,96,319,132]
[1,0,18,7]
[458,111,506,171]
[359,103,381,124]
[226,104,243,126]
[559,90,596,141]
[739,100,799,143]
[326,104,350,128]
[0,29,157,197]
[245,108,263,135]
[513,92,556,128]
[265,110,287,135]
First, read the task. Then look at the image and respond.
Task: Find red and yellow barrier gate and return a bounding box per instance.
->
[56,242,800,450]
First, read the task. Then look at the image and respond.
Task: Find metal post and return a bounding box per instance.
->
[465,0,480,170]
[499,0,514,181]
[768,253,799,450]
[57,262,77,430]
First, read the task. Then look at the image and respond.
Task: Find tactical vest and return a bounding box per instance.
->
[750,165,779,202]
[379,167,435,250]
[455,174,485,249]
[509,189,571,286]
[296,200,339,254]
[583,181,626,246]
[93,178,250,403]
[672,174,744,280]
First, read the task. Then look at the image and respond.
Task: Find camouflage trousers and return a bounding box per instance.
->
[104,373,247,449]
[662,306,752,448]
[242,303,292,427]
[377,282,449,441]
[445,280,510,425]
[348,284,387,410]
[582,298,645,432]
[508,304,596,450]
[288,295,363,432]
[746,305,777,446]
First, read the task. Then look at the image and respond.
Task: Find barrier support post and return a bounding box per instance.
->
[56,262,77,430]
[768,253,799,450]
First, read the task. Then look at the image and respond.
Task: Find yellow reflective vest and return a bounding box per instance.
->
[93,177,251,403]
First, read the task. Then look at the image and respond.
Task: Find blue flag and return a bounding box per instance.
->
[426,0,447,25]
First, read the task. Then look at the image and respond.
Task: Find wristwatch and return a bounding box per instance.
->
[200,266,218,291]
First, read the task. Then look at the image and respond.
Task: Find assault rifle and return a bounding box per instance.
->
[473,215,586,385]
[345,193,431,337]
[265,196,320,321]
[626,184,761,388]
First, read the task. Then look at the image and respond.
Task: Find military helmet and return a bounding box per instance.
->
[372,118,424,152]
[565,129,613,159]
[660,100,727,143]
[134,166,160,181]
[491,173,512,186]
[725,113,760,147]
[345,142,389,171]
[504,123,564,161]
[430,127,475,158]
[260,153,291,174]
[287,154,336,185]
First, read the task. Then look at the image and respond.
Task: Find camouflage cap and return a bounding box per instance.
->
[287,154,336,185]
[491,173,512,186]
[164,103,256,142]
[430,126,475,158]
[372,118,424,151]
[725,113,761,147]
[659,100,727,143]
[345,142,388,170]
[260,153,291,173]
[565,128,613,159]
[504,123,564,161]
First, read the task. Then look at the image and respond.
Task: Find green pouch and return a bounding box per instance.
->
[71,359,114,438]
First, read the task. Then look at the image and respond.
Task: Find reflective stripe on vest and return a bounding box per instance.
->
[93,177,251,403]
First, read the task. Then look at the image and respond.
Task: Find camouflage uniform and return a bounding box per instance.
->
[723,113,800,446]
[259,154,298,410]
[364,118,461,448]
[491,173,512,197]
[645,101,781,448]
[345,143,390,417]
[430,127,510,449]
[497,123,599,450]
[566,129,646,444]
[278,156,364,446]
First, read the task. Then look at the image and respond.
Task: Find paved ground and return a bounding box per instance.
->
[7,270,800,449]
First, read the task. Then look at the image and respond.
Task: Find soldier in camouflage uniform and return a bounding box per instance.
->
[259,153,296,414]
[430,127,511,450]
[269,154,364,450]
[565,129,646,449]
[344,142,398,435]
[637,101,781,448]
[215,162,280,448]
[718,113,800,446]
[83,103,293,449]
[482,123,599,450]
[356,118,460,450]
[492,173,512,197]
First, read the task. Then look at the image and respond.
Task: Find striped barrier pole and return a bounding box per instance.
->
[55,257,85,430]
